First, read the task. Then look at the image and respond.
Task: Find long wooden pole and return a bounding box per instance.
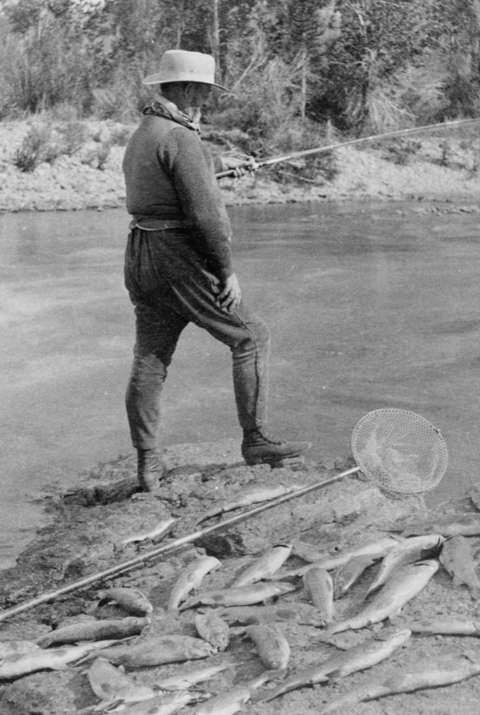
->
[215,117,480,179]
[0,467,359,624]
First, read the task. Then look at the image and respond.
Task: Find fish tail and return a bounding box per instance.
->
[258,677,307,702]
[259,684,290,702]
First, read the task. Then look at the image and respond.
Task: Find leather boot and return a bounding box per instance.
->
[137,449,166,491]
[241,429,311,466]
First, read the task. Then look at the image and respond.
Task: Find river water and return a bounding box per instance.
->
[1,201,480,569]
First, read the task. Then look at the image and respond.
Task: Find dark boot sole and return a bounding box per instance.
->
[244,453,307,468]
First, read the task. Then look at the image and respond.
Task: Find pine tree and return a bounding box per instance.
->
[286,0,341,119]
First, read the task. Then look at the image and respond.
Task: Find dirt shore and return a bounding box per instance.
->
[1,443,480,714]
[1,118,480,212]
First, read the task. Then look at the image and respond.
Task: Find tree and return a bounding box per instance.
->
[286,0,341,119]
[238,0,341,121]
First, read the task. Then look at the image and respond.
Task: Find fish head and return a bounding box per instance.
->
[273,582,297,596]
[415,558,440,571]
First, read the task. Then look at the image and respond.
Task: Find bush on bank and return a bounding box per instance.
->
[12,116,131,173]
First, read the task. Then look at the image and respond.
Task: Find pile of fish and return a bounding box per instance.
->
[3,505,480,714]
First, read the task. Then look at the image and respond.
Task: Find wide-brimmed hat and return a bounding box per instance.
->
[143,50,229,91]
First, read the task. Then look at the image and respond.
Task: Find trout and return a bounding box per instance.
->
[156,663,231,691]
[261,628,411,702]
[197,485,302,523]
[180,581,297,611]
[97,587,154,616]
[231,544,292,587]
[330,559,439,634]
[121,518,176,546]
[439,535,480,595]
[87,657,155,704]
[321,659,480,713]
[334,554,377,599]
[192,671,272,714]
[302,566,334,624]
[95,635,216,669]
[195,611,230,651]
[108,691,199,714]
[37,616,149,648]
[245,624,290,669]
[219,602,325,627]
[168,556,221,612]
[366,534,444,596]
[0,639,118,680]
[396,517,480,538]
[272,537,402,580]
[409,617,480,636]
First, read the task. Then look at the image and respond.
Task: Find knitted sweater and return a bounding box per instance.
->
[122,104,233,280]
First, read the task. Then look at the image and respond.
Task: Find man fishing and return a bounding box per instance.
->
[122,49,311,491]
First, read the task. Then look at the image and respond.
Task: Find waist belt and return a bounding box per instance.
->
[129,218,193,231]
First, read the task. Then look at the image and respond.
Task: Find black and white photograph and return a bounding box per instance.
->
[1,1,480,712]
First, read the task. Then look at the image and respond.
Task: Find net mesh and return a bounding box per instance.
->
[351,408,448,495]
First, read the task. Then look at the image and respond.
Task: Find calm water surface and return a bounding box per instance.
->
[1,201,480,569]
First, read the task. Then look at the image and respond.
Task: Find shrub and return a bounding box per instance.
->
[382,139,422,165]
[14,124,53,171]
[12,118,87,171]
[438,140,449,166]
[58,121,89,155]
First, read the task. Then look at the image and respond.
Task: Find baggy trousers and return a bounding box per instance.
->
[124,227,270,450]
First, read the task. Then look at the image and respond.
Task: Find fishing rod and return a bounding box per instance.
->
[215,117,480,179]
[0,466,359,624]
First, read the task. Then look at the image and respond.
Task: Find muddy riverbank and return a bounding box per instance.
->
[1,442,480,714]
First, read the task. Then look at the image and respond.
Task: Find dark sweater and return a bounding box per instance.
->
[123,112,233,280]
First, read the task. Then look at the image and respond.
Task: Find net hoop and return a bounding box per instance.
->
[351,408,448,495]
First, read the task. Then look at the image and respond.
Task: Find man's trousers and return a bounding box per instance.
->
[124,226,270,450]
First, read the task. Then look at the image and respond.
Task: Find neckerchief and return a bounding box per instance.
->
[142,96,200,134]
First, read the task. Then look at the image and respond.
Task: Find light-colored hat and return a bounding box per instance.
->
[143,50,229,91]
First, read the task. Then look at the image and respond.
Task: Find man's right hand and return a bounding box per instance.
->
[221,155,259,178]
[214,273,242,313]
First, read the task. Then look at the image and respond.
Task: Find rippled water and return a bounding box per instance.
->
[1,201,480,568]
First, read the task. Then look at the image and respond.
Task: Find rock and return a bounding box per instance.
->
[195,532,247,558]
[0,670,91,715]
[63,476,140,506]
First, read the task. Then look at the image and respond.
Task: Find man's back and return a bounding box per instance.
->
[123,114,186,221]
